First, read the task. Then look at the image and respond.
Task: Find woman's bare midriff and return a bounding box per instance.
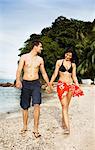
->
[59,71,73,84]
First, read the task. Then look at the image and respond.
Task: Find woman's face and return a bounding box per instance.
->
[65,52,72,61]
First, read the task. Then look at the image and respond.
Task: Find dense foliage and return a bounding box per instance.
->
[18,16,95,81]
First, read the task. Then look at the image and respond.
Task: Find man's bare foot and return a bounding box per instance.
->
[33,131,41,138]
[33,128,41,138]
[20,128,27,134]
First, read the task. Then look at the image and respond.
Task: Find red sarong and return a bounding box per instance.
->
[57,80,84,100]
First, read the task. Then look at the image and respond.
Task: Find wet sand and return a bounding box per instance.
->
[0,85,95,150]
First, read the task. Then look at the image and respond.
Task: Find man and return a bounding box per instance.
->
[16,40,49,138]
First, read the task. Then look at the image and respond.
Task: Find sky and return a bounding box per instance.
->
[0,0,95,79]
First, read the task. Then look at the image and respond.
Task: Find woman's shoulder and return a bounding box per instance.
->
[72,62,76,67]
[55,59,63,67]
[56,59,63,64]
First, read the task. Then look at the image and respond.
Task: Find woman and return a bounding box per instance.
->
[50,48,84,134]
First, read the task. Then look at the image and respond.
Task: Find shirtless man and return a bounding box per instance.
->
[16,40,49,137]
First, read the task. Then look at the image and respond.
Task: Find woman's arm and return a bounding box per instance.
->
[50,60,60,85]
[72,63,79,86]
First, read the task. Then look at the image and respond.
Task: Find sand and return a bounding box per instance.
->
[0,85,95,150]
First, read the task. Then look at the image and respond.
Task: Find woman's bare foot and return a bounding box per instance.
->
[63,128,70,134]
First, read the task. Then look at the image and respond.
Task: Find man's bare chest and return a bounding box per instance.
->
[24,58,41,69]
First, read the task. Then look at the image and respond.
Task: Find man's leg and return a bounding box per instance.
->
[21,109,28,133]
[32,80,41,137]
[20,80,31,133]
[33,104,40,133]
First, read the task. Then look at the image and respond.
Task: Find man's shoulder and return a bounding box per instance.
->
[37,56,43,61]
[21,53,29,59]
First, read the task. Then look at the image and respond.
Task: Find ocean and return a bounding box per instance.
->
[0,79,20,113]
[0,79,15,83]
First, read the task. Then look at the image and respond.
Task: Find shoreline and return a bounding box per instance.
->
[0,84,95,117]
[0,84,94,115]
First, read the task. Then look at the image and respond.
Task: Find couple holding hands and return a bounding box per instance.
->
[16,40,84,138]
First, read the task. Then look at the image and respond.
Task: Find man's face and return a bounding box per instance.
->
[36,43,43,54]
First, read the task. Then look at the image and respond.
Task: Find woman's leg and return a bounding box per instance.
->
[62,91,72,129]
[67,90,73,106]
[61,96,70,132]
[62,109,66,129]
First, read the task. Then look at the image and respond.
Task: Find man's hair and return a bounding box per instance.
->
[32,40,42,49]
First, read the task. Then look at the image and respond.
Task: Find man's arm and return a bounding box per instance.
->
[16,56,25,88]
[50,60,60,85]
[40,58,49,85]
[72,63,79,86]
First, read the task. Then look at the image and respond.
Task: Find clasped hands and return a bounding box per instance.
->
[45,83,53,94]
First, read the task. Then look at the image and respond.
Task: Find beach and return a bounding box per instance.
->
[0,85,95,150]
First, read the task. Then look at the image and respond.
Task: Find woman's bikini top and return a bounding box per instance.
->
[59,60,72,73]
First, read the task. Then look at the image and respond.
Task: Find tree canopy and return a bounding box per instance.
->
[18,16,95,81]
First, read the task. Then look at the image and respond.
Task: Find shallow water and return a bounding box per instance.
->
[0,87,21,113]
